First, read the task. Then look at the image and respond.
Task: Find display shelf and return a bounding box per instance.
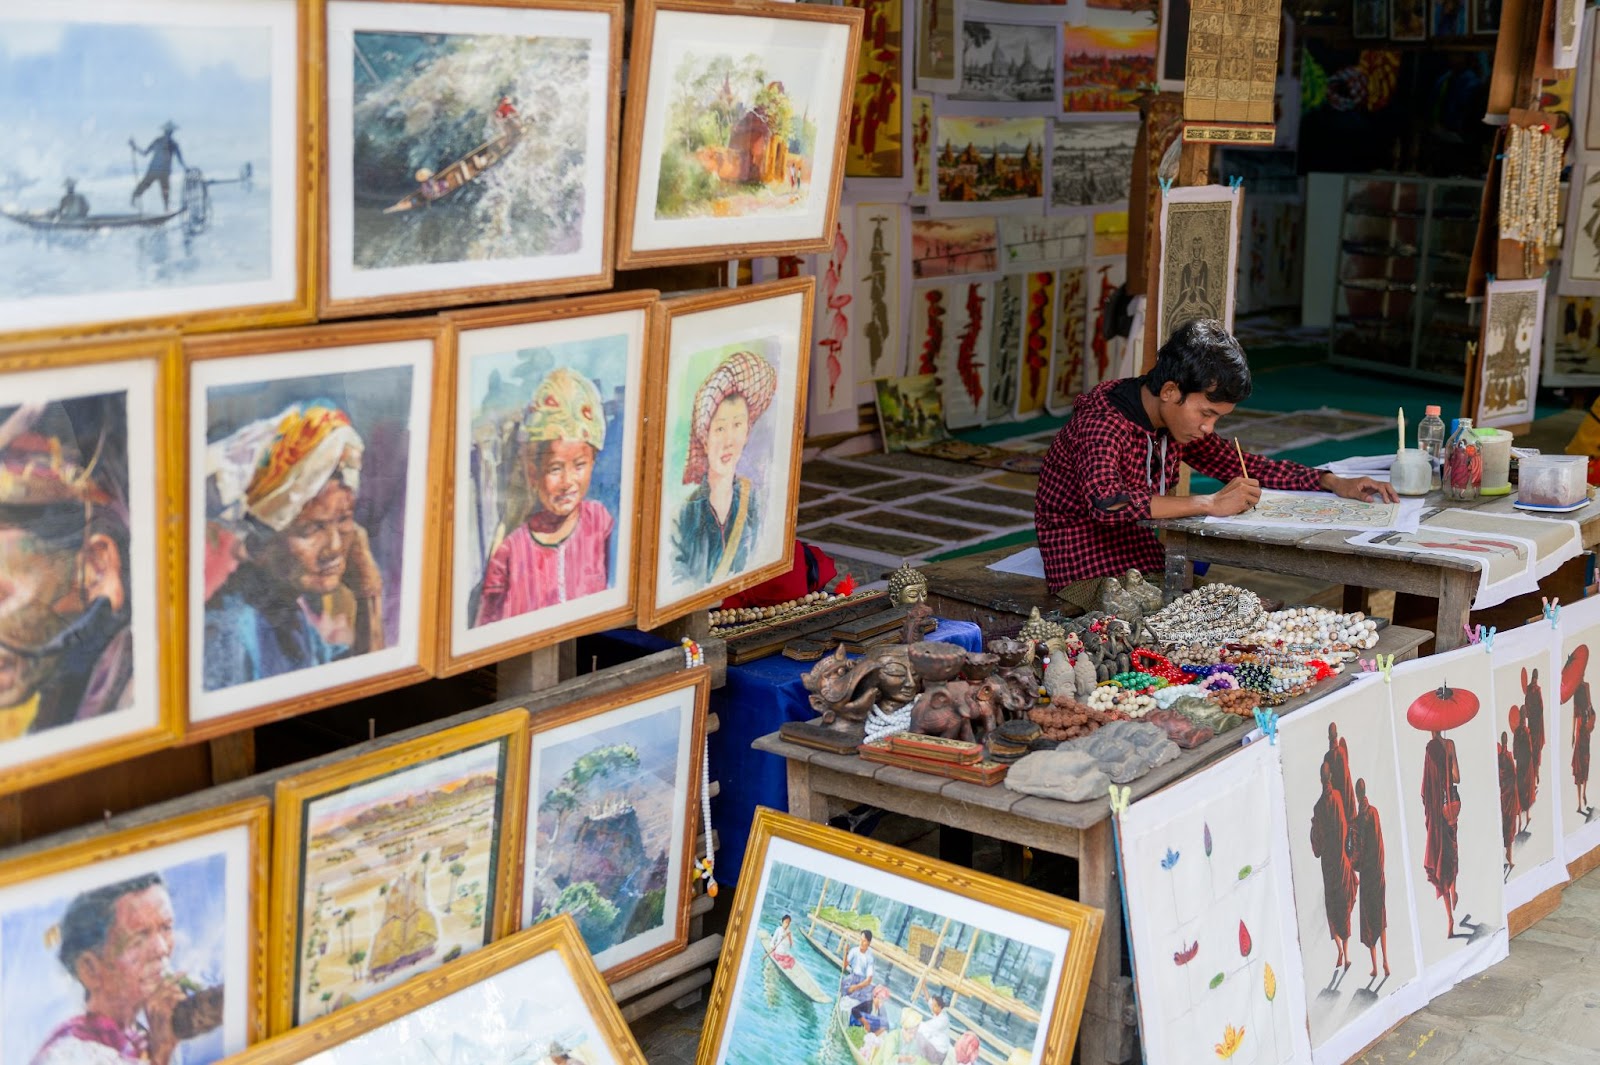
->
[1329,174,1483,380]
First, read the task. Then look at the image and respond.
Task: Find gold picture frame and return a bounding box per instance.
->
[435,290,659,676]
[518,667,710,983]
[636,277,815,630]
[315,0,623,318]
[267,709,530,1033]
[0,799,270,1059]
[226,914,646,1063]
[615,0,863,269]
[697,808,1104,1065]
[181,318,447,739]
[0,332,183,793]
[0,0,316,344]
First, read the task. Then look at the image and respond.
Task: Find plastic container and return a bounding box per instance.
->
[1473,428,1514,495]
[1517,454,1590,508]
[1418,405,1446,490]
[1443,418,1481,501]
[1391,448,1432,495]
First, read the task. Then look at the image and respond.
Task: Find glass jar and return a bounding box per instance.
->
[1443,418,1482,501]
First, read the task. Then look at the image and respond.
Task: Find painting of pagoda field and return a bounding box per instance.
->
[713,854,1066,1064]
[935,116,1046,206]
[1061,10,1157,113]
[656,51,822,220]
[291,740,509,1026]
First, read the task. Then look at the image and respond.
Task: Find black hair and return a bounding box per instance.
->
[929,991,947,1009]
[781,914,792,922]
[861,930,873,943]
[1144,319,1253,404]
[58,873,165,977]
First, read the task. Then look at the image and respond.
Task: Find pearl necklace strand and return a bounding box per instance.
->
[1243,607,1379,662]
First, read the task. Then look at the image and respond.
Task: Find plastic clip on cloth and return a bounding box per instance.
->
[1481,626,1497,653]
[1544,597,1562,627]
[1252,706,1279,745]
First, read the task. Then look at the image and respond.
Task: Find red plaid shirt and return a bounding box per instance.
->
[1033,380,1326,589]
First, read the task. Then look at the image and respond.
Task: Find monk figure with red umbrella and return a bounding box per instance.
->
[1407,681,1477,939]
[1564,645,1596,821]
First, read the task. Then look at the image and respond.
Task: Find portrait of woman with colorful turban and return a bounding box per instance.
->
[671,349,778,586]
[202,401,385,691]
[475,367,614,625]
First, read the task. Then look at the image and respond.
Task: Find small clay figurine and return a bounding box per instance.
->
[1066,632,1099,700]
[1099,577,1146,646]
[1041,637,1075,701]
[887,561,934,644]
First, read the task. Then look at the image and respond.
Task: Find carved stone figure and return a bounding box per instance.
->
[802,644,920,728]
[1123,569,1163,614]
[1099,577,1147,646]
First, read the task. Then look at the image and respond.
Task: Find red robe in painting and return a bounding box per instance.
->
[1574,681,1595,791]
[1325,741,1356,820]
[1498,739,1519,849]
[1421,736,1461,899]
[1311,787,1357,939]
[1525,676,1546,782]
[1513,719,1536,813]
[1350,800,1387,948]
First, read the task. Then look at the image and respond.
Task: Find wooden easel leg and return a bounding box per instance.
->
[207,731,255,786]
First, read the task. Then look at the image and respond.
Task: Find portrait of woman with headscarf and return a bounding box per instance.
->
[670,349,778,587]
[475,367,614,625]
[202,401,385,691]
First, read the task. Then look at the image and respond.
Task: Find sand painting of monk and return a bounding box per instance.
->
[188,333,435,728]
[0,350,166,782]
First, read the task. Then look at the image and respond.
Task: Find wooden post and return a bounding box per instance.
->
[495,640,577,700]
[207,732,256,786]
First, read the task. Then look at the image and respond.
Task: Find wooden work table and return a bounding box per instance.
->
[757,622,1431,1065]
[1152,492,1600,652]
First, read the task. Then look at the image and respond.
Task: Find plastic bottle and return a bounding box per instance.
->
[1418,405,1446,490]
[1443,417,1482,502]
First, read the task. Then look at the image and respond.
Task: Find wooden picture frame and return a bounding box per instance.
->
[0,799,270,1061]
[182,319,445,739]
[0,0,314,343]
[317,0,622,318]
[226,915,646,1064]
[637,277,814,630]
[519,667,710,982]
[615,0,864,269]
[268,709,530,1033]
[0,332,182,794]
[437,291,657,675]
[697,808,1104,1065]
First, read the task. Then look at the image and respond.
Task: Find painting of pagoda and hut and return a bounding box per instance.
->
[657,51,821,220]
[295,743,506,1023]
[720,861,1056,1064]
[935,117,1045,205]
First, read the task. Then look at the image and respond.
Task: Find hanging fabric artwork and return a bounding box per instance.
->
[1492,620,1570,910]
[1278,682,1427,1065]
[1086,256,1130,391]
[1557,593,1600,863]
[1016,270,1056,417]
[987,274,1025,421]
[941,279,993,428]
[852,202,911,388]
[1156,184,1241,344]
[1119,741,1313,1065]
[808,213,859,436]
[1385,645,1509,996]
[1047,267,1086,415]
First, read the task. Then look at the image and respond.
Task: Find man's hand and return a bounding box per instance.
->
[144,975,189,1065]
[1204,476,1261,517]
[344,522,385,599]
[1322,473,1400,504]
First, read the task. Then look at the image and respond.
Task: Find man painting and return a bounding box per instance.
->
[841,930,876,1027]
[203,402,385,691]
[1512,705,1535,835]
[128,122,186,211]
[1498,730,1519,870]
[1349,778,1389,979]
[1420,728,1462,938]
[1324,723,1355,815]
[0,398,134,740]
[1310,762,1357,971]
[32,875,197,1065]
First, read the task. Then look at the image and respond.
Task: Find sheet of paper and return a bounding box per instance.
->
[1347,525,1540,609]
[1204,490,1424,532]
[986,546,1046,578]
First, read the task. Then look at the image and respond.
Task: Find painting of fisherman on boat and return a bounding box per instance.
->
[0,4,298,335]
[326,1,614,308]
[710,842,1080,1065]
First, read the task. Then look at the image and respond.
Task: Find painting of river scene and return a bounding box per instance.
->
[0,0,299,335]
[708,833,1079,1065]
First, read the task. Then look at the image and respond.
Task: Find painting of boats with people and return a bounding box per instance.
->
[721,860,1057,1065]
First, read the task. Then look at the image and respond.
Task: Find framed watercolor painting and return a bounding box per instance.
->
[0,333,180,794]
[697,809,1102,1065]
[0,0,311,342]
[0,799,269,1064]
[521,668,710,982]
[224,916,645,1064]
[184,320,442,738]
[616,0,864,269]
[320,0,621,317]
[638,278,814,629]
[268,710,529,1032]
[438,293,654,675]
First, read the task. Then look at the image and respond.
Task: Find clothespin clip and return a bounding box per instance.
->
[1108,784,1132,815]
[1159,176,1174,196]
[1464,623,1481,645]
[1374,654,1395,683]
[1253,707,1279,745]
[1544,597,1562,628]
[1359,657,1379,674]
[1487,272,1498,284]
[1481,625,1497,653]
[1228,175,1244,190]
